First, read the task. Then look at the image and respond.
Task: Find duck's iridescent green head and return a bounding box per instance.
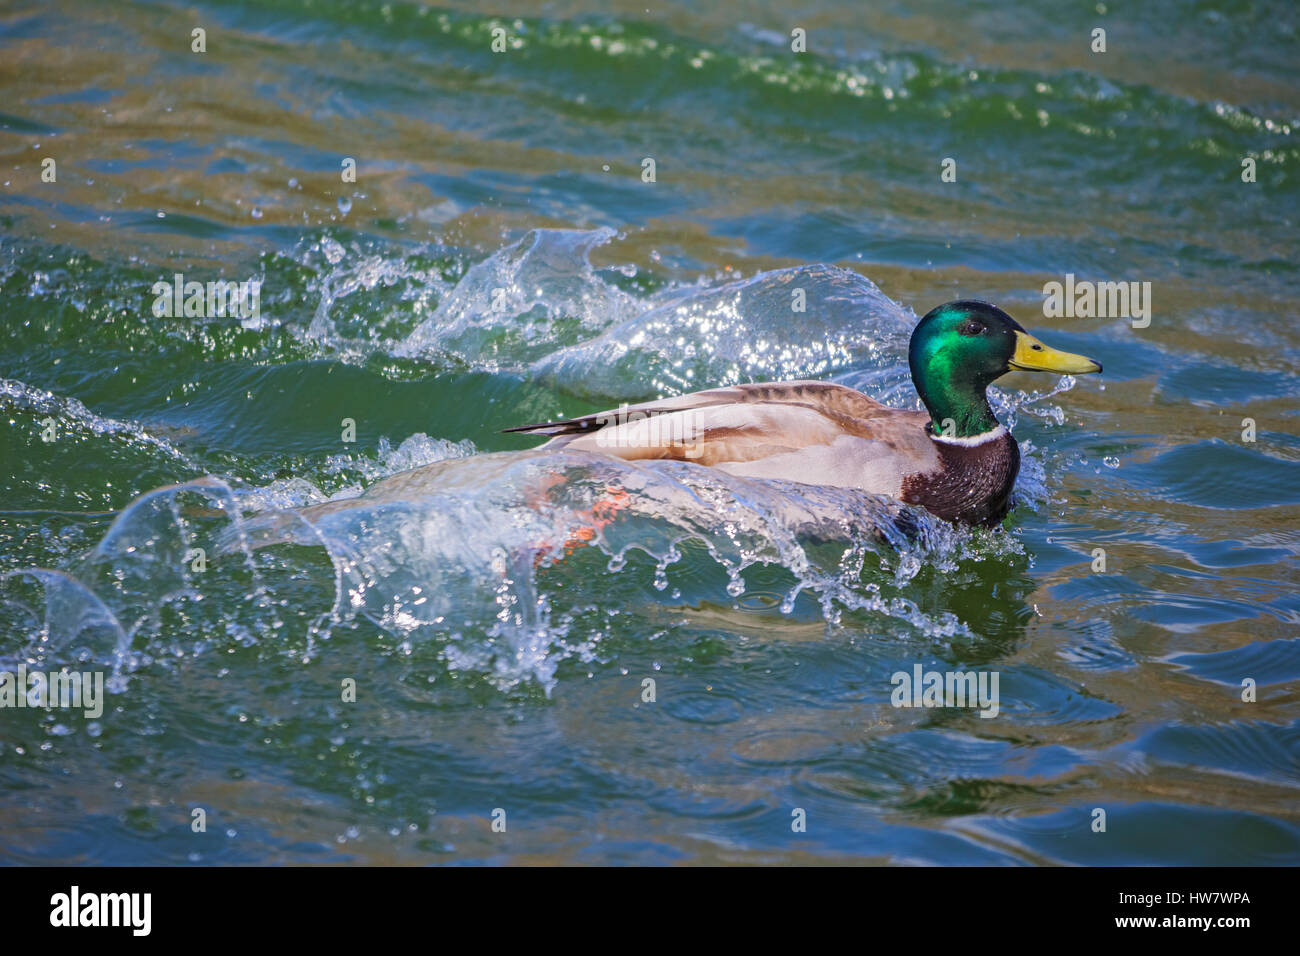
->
[908,300,1102,438]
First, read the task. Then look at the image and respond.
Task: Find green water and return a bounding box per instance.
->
[1,0,1297,864]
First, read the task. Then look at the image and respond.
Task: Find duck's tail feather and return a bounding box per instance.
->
[502,404,695,439]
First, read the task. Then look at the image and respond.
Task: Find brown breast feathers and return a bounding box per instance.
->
[900,431,1020,526]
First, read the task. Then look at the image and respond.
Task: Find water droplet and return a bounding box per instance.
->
[321,237,345,264]
[337,196,352,215]
[251,207,263,219]
[1103,456,1120,469]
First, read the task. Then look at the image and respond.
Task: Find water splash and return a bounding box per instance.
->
[533,261,915,400]
[398,227,640,369]
[0,377,203,470]
[217,447,1023,692]
[288,228,917,400]
[1,235,1074,695]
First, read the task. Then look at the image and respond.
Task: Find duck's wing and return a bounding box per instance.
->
[505,381,908,440]
[504,381,937,494]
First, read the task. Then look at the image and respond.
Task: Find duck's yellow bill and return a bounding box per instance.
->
[1009,331,1102,374]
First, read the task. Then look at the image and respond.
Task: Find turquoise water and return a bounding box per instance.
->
[1,0,1297,864]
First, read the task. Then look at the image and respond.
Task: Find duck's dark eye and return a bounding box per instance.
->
[959,322,985,336]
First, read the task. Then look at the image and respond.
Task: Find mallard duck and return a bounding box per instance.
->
[505,301,1101,526]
